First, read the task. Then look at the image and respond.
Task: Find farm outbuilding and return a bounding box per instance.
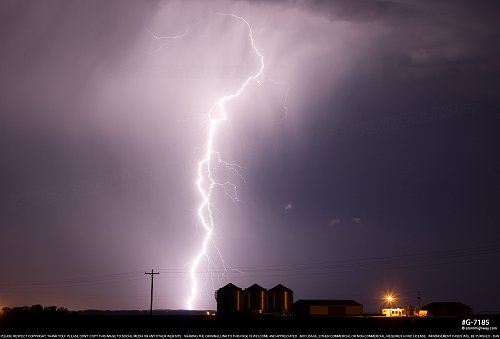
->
[422,302,472,317]
[293,299,363,316]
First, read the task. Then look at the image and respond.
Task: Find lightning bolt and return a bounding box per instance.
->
[147,12,265,310]
[186,13,264,310]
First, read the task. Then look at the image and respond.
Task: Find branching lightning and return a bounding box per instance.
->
[145,26,189,54]
[148,12,265,310]
[187,13,264,310]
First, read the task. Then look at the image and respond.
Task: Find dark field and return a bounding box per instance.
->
[1,314,499,335]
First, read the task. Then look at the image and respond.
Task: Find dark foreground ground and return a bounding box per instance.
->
[1,314,499,335]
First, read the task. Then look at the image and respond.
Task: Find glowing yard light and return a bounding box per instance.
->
[384,293,397,309]
[186,13,264,310]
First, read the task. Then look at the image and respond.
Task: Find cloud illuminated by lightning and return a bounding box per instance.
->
[186,13,264,310]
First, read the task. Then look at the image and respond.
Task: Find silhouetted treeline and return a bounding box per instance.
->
[76,309,210,316]
[1,304,69,317]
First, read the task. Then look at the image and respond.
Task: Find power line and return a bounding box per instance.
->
[155,244,500,275]
[0,245,497,289]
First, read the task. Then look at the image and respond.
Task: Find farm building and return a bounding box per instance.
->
[422,302,472,317]
[293,299,363,316]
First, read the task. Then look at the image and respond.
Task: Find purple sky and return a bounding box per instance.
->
[1,0,499,313]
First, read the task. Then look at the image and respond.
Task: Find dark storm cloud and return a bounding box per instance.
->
[1,0,499,313]
[282,0,500,84]
[0,0,161,218]
[0,0,175,309]
[0,1,157,104]
[240,0,500,311]
[298,0,419,22]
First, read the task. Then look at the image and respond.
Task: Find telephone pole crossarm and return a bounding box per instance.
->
[145,269,160,316]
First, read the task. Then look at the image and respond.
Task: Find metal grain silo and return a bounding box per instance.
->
[244,284,267,314]
[215,283,244,316]
[268,284,293,315]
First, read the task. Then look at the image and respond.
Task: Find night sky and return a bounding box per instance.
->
[1,0,499,313]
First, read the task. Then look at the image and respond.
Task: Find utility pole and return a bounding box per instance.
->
[417,290,422,312]
[145,269,159,316]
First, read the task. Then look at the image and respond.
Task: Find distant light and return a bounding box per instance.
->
[384,293,397,306]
